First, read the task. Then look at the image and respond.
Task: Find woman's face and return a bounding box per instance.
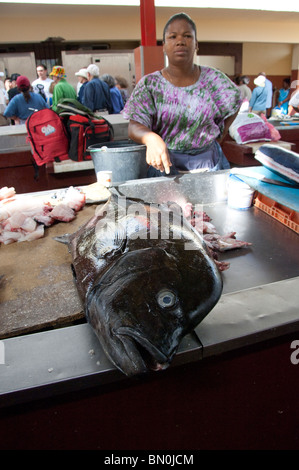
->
[163,19,197,66]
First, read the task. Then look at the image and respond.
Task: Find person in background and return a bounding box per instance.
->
[32,64,53,104]
[0,72,9,125]
[274,78,291,115]
[249,75,268,115]
[288,89,299,115]
[260,72,273,118]
[75,68,88,104]
[235,75,252,112]
[82,64,113,114]
[8,73,21,101]
[115,75,130,104]
[49,66,76,112]
[100,73,124,114]
[236,75,252,101]
[4,77,11,101]
[0,72,7,108]
[123,12,241,176]
[4,75,48,124]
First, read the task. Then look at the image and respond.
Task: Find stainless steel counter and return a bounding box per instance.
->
[0,171,298,407]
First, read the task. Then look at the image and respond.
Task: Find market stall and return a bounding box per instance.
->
[0,171,298,408]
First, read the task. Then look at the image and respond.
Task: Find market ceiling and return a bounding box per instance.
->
[0,0,298,13]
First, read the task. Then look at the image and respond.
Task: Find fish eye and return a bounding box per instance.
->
[157,290,177,308]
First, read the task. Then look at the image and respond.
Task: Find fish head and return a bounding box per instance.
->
[86,243,222,377]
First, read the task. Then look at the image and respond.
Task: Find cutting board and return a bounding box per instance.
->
[231,166,299,212]
[0,204,98,339]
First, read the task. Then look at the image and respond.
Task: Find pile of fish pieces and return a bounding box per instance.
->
[182,202,252,271]
[0,186,86,245]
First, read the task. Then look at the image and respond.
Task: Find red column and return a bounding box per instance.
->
[140,0,157,46]
[134,0,164,82]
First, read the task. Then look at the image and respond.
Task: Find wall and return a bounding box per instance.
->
[0,4,298,89]
[1,4,299,45]
[242,42,294,91]
[242,43,293,75]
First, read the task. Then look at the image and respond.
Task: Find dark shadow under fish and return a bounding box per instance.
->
[57,193,223,377]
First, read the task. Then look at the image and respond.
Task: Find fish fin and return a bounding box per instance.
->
[53,234,71,245]
[94,213,127,257]
[110,186,151,206]
[109,186,125,198]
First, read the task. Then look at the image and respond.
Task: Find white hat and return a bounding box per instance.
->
[86,64,100,77]
[254,75,266,87]
[75,68,88,80]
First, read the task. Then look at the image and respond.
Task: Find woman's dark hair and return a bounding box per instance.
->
[163,12,197,42]
[16,75,31,102]
[283,78,291,86]
[22,88,31,103]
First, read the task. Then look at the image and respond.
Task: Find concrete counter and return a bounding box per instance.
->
[0,113,129,153]
[0,114,129,193]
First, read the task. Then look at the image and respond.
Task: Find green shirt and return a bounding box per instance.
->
[52,78,76,112]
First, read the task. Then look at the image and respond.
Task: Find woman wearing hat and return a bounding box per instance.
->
[49,65,76,112]
[4,75,49,124]
[249,75,268,115]
[75,68,88,104]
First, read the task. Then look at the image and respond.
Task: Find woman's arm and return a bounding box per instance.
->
[128,119,172,174]
[217,111,239,144]
[278,89,292,107]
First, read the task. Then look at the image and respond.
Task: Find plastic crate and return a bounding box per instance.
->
[254,193,299,234]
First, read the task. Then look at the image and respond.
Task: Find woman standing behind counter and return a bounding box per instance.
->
[123,13,242,176]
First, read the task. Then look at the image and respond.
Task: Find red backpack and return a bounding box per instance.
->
[26,109,70,166]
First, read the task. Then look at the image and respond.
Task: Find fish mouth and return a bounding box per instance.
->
[115,326,172,373]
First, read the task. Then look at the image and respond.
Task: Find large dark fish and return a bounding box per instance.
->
[59,193,222,376]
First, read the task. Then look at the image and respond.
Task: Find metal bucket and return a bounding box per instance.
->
[89,140,147,184]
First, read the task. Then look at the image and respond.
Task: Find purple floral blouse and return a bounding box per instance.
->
[123,66,242,152]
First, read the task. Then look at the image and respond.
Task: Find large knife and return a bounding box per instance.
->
[230,168,299,189]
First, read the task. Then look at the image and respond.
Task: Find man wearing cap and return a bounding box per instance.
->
[75,68,88,104]
[32,64,53,105]
[4,75,48,124]
[8,73,21,101]
[249,75,268,115]
[49,65,76,112]
[82,64,113,114]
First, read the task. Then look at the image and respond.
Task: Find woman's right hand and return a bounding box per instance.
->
[143,132,172,174]
[128,120,172,174]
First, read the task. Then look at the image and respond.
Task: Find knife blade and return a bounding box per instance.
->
[230,168,299,189]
